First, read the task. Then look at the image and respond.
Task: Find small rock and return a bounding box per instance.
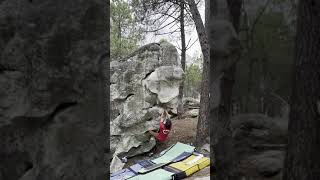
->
[110,156,125,174]
[201,144,210,153]
[121,156,128,163]
[184,109,199,118]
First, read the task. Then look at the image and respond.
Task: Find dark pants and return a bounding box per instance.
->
[151,140,164,154]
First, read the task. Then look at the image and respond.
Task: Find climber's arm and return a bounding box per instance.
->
[148,129,159,137]
[160,110,167,123]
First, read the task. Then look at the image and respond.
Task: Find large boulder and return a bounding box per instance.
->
[242,150,285,178]
[110,42,183,158]
[253,151,284,177]
[231,114,287,158]
[231,114,288,179]
[0,0,106,179]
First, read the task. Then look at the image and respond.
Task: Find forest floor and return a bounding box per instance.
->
[123,117,210,179]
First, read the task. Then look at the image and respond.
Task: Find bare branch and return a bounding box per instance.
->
[159,11,180,21]
[168,20,180,30]
[154,29,180,35]
[152,3,177,24]
[175,40,182,50]
[186,38,199,50]
[143,17,179,33]
[250,0,272,37]
[186,37,193,47]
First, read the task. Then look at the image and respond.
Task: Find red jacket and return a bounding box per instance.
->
[156,120,171,142]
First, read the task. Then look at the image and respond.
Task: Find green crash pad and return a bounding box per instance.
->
[151,142,195,164]
[138,163,168,174]
[128,169,174,180]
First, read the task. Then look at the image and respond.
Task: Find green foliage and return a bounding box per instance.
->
[111,0,143,59]
[184,63,202,98]
[159,38,169,43]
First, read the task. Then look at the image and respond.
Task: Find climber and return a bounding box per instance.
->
[148,110,172,142]
[147,110,172,155]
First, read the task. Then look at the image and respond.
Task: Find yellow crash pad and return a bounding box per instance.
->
[169,154,210,176]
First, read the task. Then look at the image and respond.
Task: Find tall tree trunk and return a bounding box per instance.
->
[283,0,320,180]
[187,0,210,147]
[209,0,242,179]
[178,0,186,119]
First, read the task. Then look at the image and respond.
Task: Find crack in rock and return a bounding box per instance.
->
[10,101,78,129]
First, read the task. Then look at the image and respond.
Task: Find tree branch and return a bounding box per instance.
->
[143,18,179,33]
[186,38,199,50]
[250,0,272,42]
[154,29,180,35]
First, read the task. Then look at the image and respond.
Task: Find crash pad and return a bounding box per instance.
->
[110,168,136,180]
[130,160,155,173]
[137,160,155,168]
[164,154,210,179]
[137,151,192,174]
[171,151,193,163]
[128,169,174,180]
[111,143,196,180]
[138,163,169,174]
[151,142,195,164]
[111,160,155,180]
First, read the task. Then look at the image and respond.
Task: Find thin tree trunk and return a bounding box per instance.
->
[260,58,268,114]
[118,20,122,56]
[205,0,209,33]
[283,0,320,179]
[246,58,257,113]
[187,0,210,147]
[178,0,186,119]
[209,0,242,179]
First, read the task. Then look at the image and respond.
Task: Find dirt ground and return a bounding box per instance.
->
[123,117,210,179]
[157,117,197,150]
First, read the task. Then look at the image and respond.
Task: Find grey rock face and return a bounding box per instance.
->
[110,42,183,158]
[0,0,107,179]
